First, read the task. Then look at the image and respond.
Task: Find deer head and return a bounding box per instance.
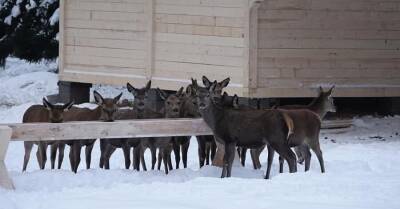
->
[202,76,230,97]
[318,86,336,113]
[42,98,74,123]
[127,80,152,111]
[94,91,123,122]
[157,87,184,118]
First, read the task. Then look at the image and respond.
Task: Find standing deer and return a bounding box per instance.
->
[22,98,74,171]
[194,81,296,178]
[189,76,230,168]
[247,86,336,173]
[49,91,122,173]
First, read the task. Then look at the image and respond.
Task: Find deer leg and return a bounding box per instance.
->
[240,147,247,167]
[256,146,264,169]
[140,147,147,171]
[50,143,58,169]
[294,146,305,164]
[210,139,217,162]
[157,150,162,170]
[122,145,131,170]
[309,141,325,173]
[104,145,116,170]
[23,142,33,172]
[72,142,82,173]
[205,142,211,165]
[172,139,180,169]
[279,156,284,173]
[273,143,297,173]
[99,139,107,169]
[85,143,94,169]
[132,146,139,171]
[162,149,169,175]
[182,140,190,169]
[264,145,275,179]
[197,138,206,168]
[37,142,47,170]
[250,149,258,170]
[224,142,236,178]
[69,145,74,172]
[57,143,65,169]
[150,146,157,170]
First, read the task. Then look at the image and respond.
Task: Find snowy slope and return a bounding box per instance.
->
[0,59,399,209]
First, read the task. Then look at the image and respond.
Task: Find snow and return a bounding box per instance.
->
[3,2,21,25]
[49,8,59,26]
[0,59,400,209]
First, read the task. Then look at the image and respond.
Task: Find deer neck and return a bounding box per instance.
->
[308,97,326,118]
[199,100,223,132]
[93,105,103,120]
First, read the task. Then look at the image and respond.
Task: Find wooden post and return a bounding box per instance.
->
[0,126,14,190]
[212,140,241,168]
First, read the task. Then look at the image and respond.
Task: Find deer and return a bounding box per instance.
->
[194,81,296,179]
[48,91,122,173]
[22,98,74,172]
[137,88,184,174]
[241,86,334,172]
[99,81,155,171]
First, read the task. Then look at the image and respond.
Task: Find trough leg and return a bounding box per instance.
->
[0,126,14,190]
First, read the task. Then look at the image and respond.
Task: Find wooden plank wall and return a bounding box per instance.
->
[254,0,400,97]
[60,0,149,86]
[59,0,249,95]
[152,0,247,94]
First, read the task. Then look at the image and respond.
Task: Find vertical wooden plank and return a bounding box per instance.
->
[0,126,14,190]
[59,0,66,76]
[248,2,260,89]
[146,0,155,80]
[242,0,251,97]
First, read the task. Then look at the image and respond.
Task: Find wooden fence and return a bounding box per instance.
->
[0,118,352,190]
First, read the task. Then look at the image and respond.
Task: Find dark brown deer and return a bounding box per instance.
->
[157,87,190,169]
[140,88,184,174]
[100,81,162,171]
[22,99,74,171]
[194,81,296,178]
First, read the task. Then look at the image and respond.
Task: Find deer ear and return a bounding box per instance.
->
[127,83,136,93]
[114,93,123,103]
[233,94,239,108]
[202,76,212,88]
[328,85,335,95]
[157,88,168,100]
[42,98,53,110]
[145,80,152,90]
[94,91,104,105]
[177,87,184,97]
[219,77,230,88]
[63,101,74,111]
[223,92,229,98]
[210,81,218,93]
[191,78,198,89]
[186,85,193,95]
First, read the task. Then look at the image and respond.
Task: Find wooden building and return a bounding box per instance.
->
[59,0,400,98]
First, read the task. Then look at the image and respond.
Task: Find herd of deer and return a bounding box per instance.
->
[21,76,336,179]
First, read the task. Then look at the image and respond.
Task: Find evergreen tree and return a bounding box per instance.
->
[0,0,59,67]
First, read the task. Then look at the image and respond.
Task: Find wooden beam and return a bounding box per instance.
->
[5,118,212,142]
[0,126,14,190]
[145,0,155,80]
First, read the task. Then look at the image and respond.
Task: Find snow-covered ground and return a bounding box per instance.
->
[0,59,400,209]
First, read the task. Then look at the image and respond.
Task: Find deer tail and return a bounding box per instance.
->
[281,111,294,141]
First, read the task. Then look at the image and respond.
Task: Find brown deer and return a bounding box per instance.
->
[108,80,164,171]
[99,81,155,171]
[237,86,334,172]
[22,98,73,171]
[194,81,296,178]
[50,91,122,173]
[22,98,74,171]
